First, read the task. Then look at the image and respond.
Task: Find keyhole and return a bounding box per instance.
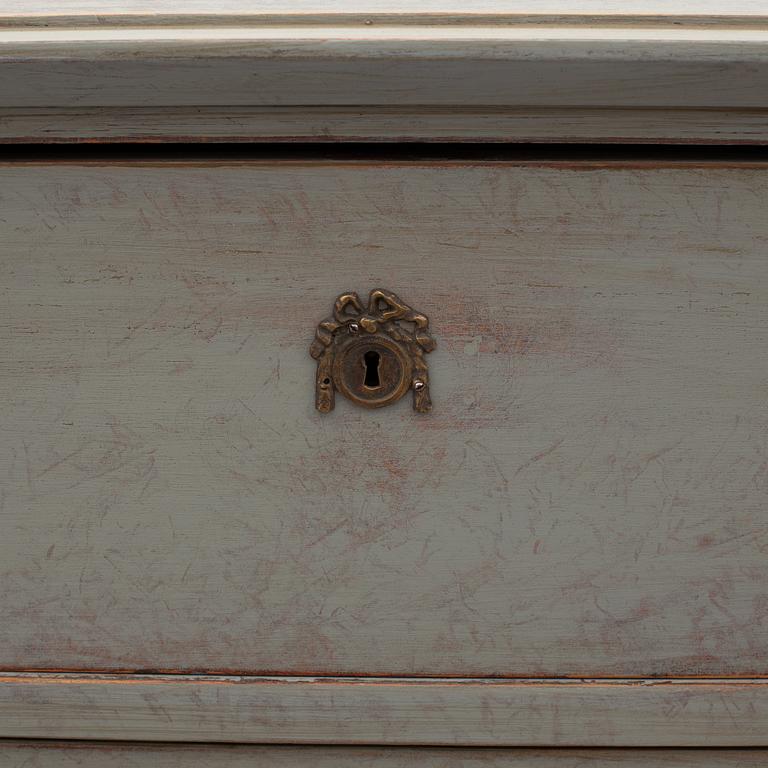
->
[363,350,381,389]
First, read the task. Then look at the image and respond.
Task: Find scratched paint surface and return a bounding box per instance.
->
[0,162,767,675]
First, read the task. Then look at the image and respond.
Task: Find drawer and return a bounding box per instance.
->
[2,160,767,678]
[2,158,768,747]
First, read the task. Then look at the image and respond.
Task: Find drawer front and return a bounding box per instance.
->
[1,161,767,677]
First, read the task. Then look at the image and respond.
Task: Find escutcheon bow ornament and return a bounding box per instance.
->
[310,289,436,413]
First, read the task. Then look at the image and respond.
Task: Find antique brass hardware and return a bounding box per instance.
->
[310,289,436,412]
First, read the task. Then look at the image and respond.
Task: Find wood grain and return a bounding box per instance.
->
[1,161,768,678]
[1,742,767,768]
[1,675,768,746]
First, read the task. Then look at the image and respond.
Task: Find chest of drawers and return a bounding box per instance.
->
[1,3,768,765]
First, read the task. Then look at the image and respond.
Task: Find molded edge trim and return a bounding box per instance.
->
[1,673,767,746]
[2,106,768,145]
[0,19,767,142]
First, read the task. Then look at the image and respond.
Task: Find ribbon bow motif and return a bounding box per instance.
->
[311,289,435,358]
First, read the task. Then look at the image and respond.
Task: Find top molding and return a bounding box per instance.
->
[1,4,768,143]
[3,1,768,25]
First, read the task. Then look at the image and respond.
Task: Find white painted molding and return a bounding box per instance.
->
[3,2,768,26]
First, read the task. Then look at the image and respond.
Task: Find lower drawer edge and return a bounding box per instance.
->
[1,674,767,747]
[0,743,767,768]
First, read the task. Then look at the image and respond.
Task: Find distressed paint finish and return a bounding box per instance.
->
[3,30,768,113]
[1,10,768,144]
[2,675,768,746]
[4,107,768,145]
[1,162,768,676]
[1,743,767,768]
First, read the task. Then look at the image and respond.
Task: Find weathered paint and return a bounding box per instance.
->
[2,674,768,746]
[1,162,767,677]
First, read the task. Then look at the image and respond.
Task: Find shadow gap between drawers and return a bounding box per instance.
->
[2,142,768,165]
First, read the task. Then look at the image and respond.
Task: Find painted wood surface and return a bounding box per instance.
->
[3,107,768,146]
[1,161,768,677]
[1,675,768,746]
[3,27,768,109]
[1,742,767,768]
[3,2,768,23]
[0,14,767,142]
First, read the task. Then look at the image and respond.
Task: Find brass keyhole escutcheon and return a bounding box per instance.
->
[310,289,436,413]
